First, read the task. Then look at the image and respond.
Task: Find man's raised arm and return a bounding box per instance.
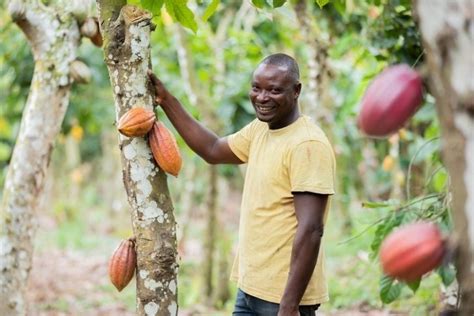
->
[148,70,242,165]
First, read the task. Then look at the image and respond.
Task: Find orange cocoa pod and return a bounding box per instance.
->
[117,107,155,137]
[380,222,445,282]
[149,121,182,177]
[108,238,137,292]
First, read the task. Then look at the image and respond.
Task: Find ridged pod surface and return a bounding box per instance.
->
[380,222,445,282]
[117,107,155,137]
[358,64,423,138]
[149,121,182,177]
[108,238,137,292]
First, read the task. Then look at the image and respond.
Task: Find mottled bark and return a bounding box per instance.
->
[0,1,81,314]
[96,2,178,315]
[414,0,474,314]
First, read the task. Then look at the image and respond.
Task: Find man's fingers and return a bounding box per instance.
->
[147,69,161,86]
[147,70,163,104]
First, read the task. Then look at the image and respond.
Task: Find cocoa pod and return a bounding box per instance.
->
[149,121,182,177]
[90,18,103,47]
[358,64,423,138]
[8,0,25,21]
[380,222,445,282]
[70,60,91,84]
[80,17,99,39]
[108,237,137,292]
[117,107,156,137]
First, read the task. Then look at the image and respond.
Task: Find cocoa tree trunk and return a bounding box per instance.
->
[0,1,83,314]
[414,0,474,314]
[96,2,178,315]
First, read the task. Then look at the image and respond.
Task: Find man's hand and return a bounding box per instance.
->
[147,70,171,105]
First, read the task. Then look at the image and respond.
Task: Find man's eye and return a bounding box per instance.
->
[251,87,259,92]
[271,89,281,94]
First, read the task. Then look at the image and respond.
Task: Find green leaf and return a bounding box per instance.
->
[315,0,330,8]
[362,200,392,208]
[432,170,447,192]
[141,0,164,15]
[164,0,198,33]
[272,0,286,8]
[202,0,219,21]
[438,264,456,287]
[380,275,403,304]
[406,278,421,293]
[252,0,267,8]
[370,212,405,258]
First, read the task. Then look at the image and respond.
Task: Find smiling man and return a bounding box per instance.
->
[148,53,336,316]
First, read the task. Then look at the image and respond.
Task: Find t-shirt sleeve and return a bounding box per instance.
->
[289,140,336,195]
[227,120,257,163]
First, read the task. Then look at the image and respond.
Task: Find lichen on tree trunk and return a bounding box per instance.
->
[0,1,81,314]
[414,0,474,313]
[96,2,178,315]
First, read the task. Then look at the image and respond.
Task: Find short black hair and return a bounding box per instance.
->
[260,53,300,83]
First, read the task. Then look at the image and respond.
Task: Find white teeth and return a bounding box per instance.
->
[257,105,274,113]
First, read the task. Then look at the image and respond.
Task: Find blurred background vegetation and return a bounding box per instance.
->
[0,0,454,314]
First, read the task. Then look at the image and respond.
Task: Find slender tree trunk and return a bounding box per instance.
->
[292,0,332,125]
[0,1,82,313]
[174,22,228,305]
[204,165,218,303]
[414,1,473,314]
[96,3,178,315]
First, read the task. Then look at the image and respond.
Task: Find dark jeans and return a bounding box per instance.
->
[233,289,320,316]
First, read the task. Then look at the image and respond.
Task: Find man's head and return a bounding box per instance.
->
[249,53,302,129]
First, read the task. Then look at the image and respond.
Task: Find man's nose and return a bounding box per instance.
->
[256,90,270,102]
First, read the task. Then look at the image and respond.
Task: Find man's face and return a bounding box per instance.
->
[249,63,301,129]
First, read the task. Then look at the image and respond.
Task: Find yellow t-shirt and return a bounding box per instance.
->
[227,115,336,305]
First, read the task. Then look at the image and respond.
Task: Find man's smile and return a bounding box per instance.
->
[255,104,276,114]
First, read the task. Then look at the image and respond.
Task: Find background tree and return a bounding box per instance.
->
[414,0,474,313]
[0,0,91,313]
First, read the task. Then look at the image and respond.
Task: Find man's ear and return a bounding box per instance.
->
[294,82,302,99]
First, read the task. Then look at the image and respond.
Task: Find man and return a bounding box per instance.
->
[148,53,336,316]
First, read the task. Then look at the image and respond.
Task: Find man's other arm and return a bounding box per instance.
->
[278,192,328,316]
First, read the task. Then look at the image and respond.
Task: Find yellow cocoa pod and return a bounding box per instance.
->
[117,107,155,137]
[108,238,136,292]
[382,155,395,172]
[149,121,182,177]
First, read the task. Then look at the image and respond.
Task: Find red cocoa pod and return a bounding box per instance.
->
[117,107,156,137]
[149,121,182,177]
[108,238,137,292]
[358,64,423,138]
[380,222,445,282]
